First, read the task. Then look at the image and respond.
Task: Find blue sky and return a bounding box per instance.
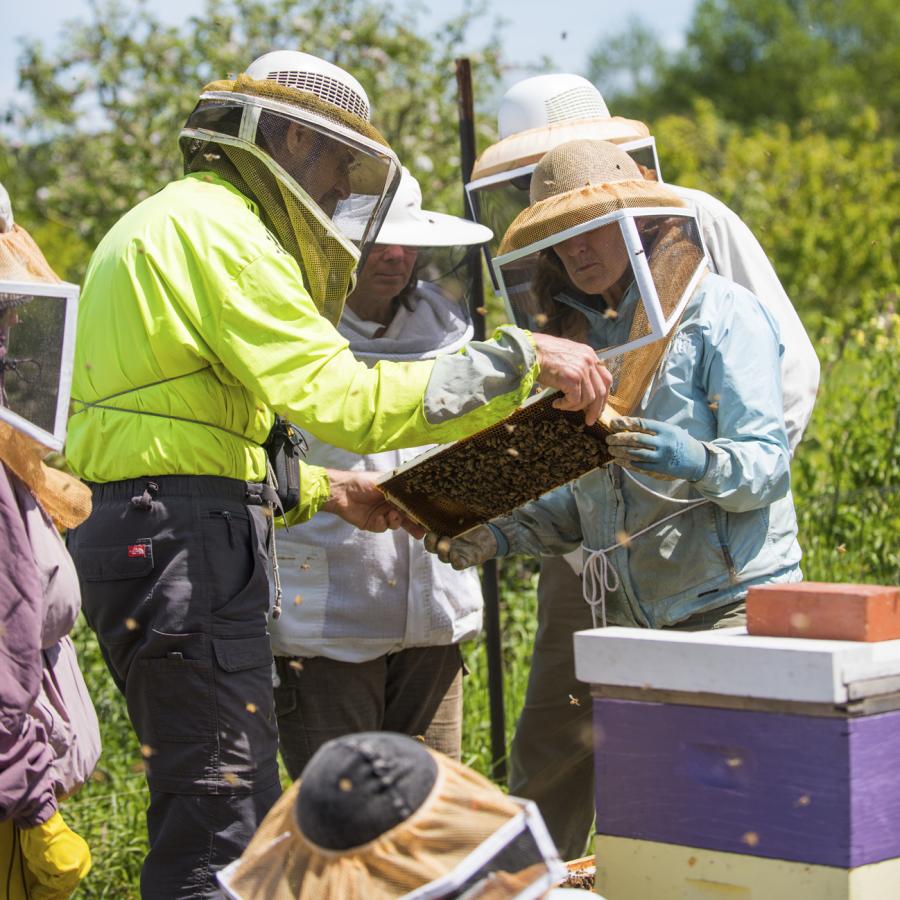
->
[2,0,697,105]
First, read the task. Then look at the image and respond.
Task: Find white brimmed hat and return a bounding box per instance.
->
[338,167,493,247]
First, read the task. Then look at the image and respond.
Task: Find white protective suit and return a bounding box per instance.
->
[674,185,819,451]
[271,282,483,662]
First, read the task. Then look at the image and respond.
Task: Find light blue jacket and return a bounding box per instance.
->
[494,273,802,628]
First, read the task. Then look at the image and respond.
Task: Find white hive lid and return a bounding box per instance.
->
[574,627,900,705]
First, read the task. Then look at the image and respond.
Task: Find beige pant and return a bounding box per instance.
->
[274,644,463,780]
[508,556,747,860]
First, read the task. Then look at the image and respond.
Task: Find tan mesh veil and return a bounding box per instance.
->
[181,76,399,325]
[222,752,542,900]
[0,225,61,286]
[0,227,91,529]
[609,220,706,412]
[498,140,707,415]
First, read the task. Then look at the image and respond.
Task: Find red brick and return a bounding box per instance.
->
[747,582,900,641]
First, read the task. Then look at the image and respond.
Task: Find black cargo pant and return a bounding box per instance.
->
[68,476,281,900]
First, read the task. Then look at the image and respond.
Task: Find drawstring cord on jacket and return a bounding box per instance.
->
[581,467,710,628]
[264,459,284,621]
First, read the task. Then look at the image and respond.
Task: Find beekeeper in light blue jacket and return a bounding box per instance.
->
[429,139,802,632]
[271,168,497,779]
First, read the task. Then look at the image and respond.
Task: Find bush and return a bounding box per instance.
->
[653,101,900,324]
[792,292,900,584]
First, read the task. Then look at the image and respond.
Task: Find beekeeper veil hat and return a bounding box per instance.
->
[218,732,565,899]
[466,74,662,281]
[494,140,708,415]
[180,50,402,325]
[336,167,492,248]
[0,183,90,527]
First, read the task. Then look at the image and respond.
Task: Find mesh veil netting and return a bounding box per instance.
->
[499,140,706,415]
[182,76,396,326]
[223,752,553,900]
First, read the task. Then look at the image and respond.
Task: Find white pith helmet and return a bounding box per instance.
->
[469,73,651,182]
[244,50,371,122]
[498,73,611,138]
[337,167,492,247]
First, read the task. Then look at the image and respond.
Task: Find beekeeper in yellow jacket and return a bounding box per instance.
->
[65,51,608,900]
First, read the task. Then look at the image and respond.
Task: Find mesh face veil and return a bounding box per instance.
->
[336,167,493,342]
[180,72,401,324]
[494,140,707,416]
[216,737,565,900]
[0,224,78,452]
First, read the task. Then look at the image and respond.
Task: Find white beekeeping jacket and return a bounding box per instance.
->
[673,185,820,453]
[271,282,483,662]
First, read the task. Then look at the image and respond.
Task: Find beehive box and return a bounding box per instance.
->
[591,697,900,867]
[594,835,900,900]
[379,392,614,537]
[574,626,900,893]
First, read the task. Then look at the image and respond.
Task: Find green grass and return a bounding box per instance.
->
[66,621,149,898]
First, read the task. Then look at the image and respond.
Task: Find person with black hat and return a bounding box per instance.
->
[218,731,594,899]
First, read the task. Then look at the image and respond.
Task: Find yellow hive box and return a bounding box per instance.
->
[594,835,900,900]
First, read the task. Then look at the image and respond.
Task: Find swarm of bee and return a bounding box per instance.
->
[381,395,613,536]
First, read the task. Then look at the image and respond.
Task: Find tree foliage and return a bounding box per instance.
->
[3,4,899,895]
[1,0,504,283]
[652,101,899,324]
[588,0,900,134]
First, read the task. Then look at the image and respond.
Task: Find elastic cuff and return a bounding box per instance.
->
[491,324,539,377]
[487,523,509,557]
[16,797,58,829]
[688,443,714,484]
[282,463,330,527]
[692,442,728,492]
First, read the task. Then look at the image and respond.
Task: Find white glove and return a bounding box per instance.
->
[424,525,498,570]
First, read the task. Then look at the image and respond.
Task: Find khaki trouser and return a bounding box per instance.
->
[274,644,464,780]
[508,555,747,861]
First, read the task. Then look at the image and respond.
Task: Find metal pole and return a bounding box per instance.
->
[455,57,507,783]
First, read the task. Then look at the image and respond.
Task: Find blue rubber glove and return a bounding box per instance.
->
[606,416,709,482]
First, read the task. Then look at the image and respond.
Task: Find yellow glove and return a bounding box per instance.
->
[19,810,92,899]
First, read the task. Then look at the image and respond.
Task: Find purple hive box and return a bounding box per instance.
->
[593,698,900,867]
[575,627,900,869]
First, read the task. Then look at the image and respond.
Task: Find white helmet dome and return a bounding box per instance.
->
[498,74,611,139]
[244,50,371,121]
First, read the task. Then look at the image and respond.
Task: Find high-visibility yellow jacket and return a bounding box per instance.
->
[67,173,537,522]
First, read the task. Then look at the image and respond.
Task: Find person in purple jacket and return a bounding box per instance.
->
[0,181,97,899]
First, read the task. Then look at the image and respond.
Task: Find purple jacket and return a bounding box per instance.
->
[0,462,97,827]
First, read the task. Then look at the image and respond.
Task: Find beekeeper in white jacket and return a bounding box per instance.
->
[271,168,494,778]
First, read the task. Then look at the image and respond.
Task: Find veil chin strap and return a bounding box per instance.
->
[581,467,711,628]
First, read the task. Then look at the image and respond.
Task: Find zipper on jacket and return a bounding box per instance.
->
[609,465,651,627]
[712,505,739,582]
